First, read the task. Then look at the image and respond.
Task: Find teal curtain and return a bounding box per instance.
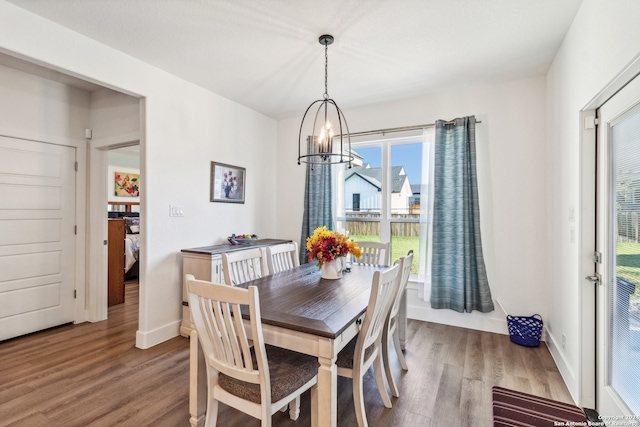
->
[430,116,494,313]
[299,163,333,264]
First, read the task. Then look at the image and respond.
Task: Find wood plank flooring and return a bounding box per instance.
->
[0,282,574,426]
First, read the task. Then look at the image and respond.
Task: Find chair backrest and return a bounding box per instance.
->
[354,241,390,266]
[388,251,414,325]
[356,264,400,364]
[222,247,268,286]
[266,242,300,274]
[186,274,269,390]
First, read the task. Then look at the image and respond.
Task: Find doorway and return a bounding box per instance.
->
[107,146,140,308]
[595,74,640,416]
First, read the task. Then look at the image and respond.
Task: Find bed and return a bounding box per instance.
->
[122,214,140,276]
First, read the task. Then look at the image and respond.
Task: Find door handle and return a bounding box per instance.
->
[585,274,601,285]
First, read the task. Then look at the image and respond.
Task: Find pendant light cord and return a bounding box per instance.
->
[324,42,329,100]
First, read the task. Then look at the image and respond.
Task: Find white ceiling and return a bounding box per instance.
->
[5,0,583,120]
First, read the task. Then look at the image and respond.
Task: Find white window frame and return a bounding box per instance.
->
[337,135,424,278]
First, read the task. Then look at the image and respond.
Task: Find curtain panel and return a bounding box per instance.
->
[429,116,494,313]
[299,163,333,264]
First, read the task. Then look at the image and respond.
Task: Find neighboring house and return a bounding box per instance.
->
[409,184,420,214]
[344,165,413,214]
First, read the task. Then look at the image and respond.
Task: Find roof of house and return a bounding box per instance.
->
[411,184,421,195]
[345,165,408,193]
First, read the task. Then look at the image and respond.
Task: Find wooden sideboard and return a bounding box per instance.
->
[180,238,291,336]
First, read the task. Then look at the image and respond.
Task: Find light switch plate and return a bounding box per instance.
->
[169,204,184,217]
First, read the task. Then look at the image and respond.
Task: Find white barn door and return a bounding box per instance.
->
[0,136,76,341]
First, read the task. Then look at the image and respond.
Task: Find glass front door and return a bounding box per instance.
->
[596,75,640,417]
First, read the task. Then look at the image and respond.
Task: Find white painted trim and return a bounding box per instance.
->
[136,98,147,349]
[87,144,109,322]
[90,131,140,149]
[578,109,597,409]
[576,52,640,411]
[0,126,86,148]
[583,52,640,111]
[74,142,88,324]
[136,319,182,349]
[547,328,579,405]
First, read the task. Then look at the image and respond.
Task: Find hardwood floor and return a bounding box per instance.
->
[0,282,573,426]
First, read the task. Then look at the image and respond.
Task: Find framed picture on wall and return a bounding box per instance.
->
[210,161,245,203]
[114,171,140,197]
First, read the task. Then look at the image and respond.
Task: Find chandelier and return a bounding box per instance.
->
[298,34,353,168]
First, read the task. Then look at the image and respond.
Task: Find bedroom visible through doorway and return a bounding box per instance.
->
[107,145,140,310]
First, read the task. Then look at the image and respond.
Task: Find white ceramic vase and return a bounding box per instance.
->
[321,257,344,280]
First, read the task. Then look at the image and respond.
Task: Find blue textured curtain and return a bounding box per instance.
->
[299,163,333,264]
[430,116,494,313]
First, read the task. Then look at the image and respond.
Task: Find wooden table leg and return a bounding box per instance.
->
[189,331,206,427]
[315,355,337,427]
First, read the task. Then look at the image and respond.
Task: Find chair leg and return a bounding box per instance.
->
[382,330,400,398]
[353,374,368,427]
[393,329,408,370]
[260,406,272,427]
[288,396,300,420]
[373,354,392,408]
[204,388,219,427]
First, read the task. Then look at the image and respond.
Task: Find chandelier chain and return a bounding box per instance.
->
[324,42,329,100]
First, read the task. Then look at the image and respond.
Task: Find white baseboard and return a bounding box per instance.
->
[135,319,182,349]
[545,327,578,404]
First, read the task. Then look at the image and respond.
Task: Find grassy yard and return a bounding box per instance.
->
[617,241,640,299]
[349,234,420,273]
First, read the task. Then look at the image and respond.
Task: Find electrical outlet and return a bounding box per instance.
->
[562,333,566,350]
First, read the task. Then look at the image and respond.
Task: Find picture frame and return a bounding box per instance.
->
[114,171,140,197]
[210,161,246,203]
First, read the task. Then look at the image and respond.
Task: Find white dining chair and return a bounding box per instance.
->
[353,241,390,266]
[382,250,413,397]
[222,247,268,286]
[335,263,401,427]
[186,274,318,426]
[266,242,300,274]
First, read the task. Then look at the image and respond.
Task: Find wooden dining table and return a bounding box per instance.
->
[189,261,405,427]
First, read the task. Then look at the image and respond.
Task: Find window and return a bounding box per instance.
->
[337,136,427,277]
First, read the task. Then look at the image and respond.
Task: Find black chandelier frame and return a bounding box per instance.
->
[297,34,353,168]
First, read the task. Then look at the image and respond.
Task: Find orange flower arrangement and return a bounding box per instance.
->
[306,226,362,267]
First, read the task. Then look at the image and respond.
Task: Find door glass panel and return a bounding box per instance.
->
[610,106,640,413]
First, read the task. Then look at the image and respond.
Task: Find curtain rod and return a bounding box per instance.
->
[340,120,482,138]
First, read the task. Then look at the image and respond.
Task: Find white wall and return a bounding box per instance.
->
[0,63,90,139]
[545,0,640,404]
[91,88,140,142]
[276,75,549,334]
[0,1,277,348]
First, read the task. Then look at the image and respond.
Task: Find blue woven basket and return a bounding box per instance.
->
[507,314,543,347]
